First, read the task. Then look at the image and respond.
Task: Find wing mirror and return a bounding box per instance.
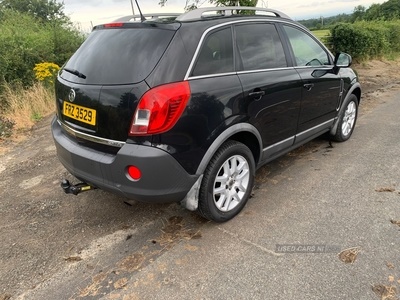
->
[333,52,352,74]
[311,52,353,78]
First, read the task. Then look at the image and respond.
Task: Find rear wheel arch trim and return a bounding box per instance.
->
[195,123,262,176]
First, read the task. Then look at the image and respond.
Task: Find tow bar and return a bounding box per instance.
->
[61,179,96,195]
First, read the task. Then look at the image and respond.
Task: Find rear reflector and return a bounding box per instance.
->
[129,81,191,136]
[127,166,141,181]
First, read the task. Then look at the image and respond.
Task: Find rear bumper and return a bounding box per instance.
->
[51,117,198,203]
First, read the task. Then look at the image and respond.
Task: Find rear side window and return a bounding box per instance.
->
[61,28,175,85]
[235,23,287,71]
[283,25,330,67]
[192,27,234,77]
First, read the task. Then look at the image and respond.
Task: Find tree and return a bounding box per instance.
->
[380,0,400,19]
[365,3,383,20]
[0,0,67,23]
[0,8,84,87]
[159,0,257,11]
[352,5,366,22]
[209,0,257,5]
[362,0,400,20]
[159,0,198,10]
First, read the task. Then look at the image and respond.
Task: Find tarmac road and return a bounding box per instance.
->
[1,85,399,300]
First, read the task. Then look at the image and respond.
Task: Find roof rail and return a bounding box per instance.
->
[114,13,180,22]
[176,6,291,21]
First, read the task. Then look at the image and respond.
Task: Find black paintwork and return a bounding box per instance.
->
[52,13,360,203]
[55,77,149,142]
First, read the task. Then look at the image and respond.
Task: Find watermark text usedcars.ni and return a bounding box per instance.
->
[275,244,341,254]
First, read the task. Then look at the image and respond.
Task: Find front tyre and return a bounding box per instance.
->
[331,94,359,142]
[198,140,255,222]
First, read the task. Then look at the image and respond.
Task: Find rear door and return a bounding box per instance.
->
[182,26,245,172]
[235,22,302,160]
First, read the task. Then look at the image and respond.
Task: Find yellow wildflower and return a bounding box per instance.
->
[33,62,60,86]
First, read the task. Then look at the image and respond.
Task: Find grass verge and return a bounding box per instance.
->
[0,82,54,138]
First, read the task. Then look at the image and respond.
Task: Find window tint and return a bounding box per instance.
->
[283,26,330,67]
[235,23,287,71]
[62,28,175,84]
[192,27,234,76]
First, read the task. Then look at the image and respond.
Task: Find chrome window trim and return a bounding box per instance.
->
[189,72,237,80]
[189,65,334,99]
[184,18,302,80]
[293,65,334,70]
[58,120,126,148]
[236,67,294,75]
[188,67,296,81]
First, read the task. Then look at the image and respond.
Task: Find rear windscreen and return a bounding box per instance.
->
[61,27,175,85]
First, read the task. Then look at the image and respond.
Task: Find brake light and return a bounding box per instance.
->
[104,23,124,28]
[129,81,191,136]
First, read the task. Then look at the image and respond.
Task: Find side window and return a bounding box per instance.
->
[283,25,330,67]
[192,27,234,76]
[235,23,287,71]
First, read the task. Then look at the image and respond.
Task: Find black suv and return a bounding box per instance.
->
[52,7,361,222]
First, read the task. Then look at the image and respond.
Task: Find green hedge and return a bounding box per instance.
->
[329,21,400,60]
[0,9,85,87]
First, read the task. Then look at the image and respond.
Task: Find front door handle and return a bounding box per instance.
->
[249,90,265,100]
[303,83,314,91]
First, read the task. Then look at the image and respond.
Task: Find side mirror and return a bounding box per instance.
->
[333,53,352,75]
[334,52,352,68]
[312,52,353,78]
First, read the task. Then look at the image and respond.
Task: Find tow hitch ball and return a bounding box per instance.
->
[61,179,96,195]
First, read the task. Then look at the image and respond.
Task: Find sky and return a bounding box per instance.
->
[60,0,387,31]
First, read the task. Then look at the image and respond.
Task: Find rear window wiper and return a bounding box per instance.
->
[63,68,87,79]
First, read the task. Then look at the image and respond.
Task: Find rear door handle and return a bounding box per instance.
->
[249,90,265,100]
[303,83,314,91]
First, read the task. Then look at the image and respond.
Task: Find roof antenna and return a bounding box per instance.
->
[134,0,146,22]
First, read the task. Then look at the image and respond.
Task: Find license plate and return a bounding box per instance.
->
[63,102,96,126]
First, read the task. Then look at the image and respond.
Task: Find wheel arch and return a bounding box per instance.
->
[351,85,361,104]
[330,82,361,136]
[195,123,262,176]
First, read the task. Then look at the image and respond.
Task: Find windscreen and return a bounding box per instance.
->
[61,27,175,85]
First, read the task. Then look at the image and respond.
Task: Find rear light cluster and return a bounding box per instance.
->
[129,81,191,136]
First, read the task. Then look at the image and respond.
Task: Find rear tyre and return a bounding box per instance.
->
[198,140,255,222]
[331,94,358,142]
